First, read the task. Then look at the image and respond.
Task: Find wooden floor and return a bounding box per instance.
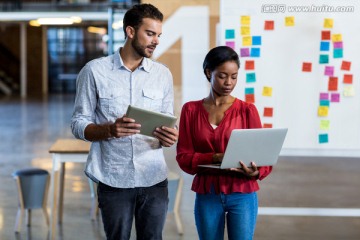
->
[1,94,360,240]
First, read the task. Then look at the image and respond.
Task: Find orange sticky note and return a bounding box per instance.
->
[245,60,255,70]
[263,107,273,117]
[343,74,353,84]
[321,31,331,40]
[263,123,273,128]
[341,61,351,71]
[328,77,338,91]
[264,20,274,30]
[245,94,255,103]
[302,62,312,72]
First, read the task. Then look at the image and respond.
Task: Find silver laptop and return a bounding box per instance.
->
[199,128,288,169]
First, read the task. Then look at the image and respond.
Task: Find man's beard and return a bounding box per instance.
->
[131,34,154,58]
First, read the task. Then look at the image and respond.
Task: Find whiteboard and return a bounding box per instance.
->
[219,0,360,156]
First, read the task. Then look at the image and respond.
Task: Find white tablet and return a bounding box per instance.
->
[125,105,177,137]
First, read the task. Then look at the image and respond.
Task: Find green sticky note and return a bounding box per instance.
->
[319,134,329,143]
[225,29,235,39]
[319,54,329,64]
[320,120,330,130]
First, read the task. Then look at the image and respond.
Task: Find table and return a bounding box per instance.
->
[48,138,183,239]
[49,139,90,240]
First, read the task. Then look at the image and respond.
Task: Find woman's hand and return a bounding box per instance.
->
[212,153,224,164]
[230,161,259,178]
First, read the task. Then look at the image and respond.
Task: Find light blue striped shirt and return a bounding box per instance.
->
[71,49,174,188]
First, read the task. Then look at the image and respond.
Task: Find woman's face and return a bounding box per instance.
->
[207,60,238,96]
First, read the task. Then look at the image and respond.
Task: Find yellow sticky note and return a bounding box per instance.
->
[324,18,334,28]
[242,36,252,46]
[241,26,251,35]
[318,106,329,117]
[285,16,295,26]
[320,120,330,130]
[343,86,355,97]
[262,86,273,96]
[241,16,251,26]
[332,34,342,42]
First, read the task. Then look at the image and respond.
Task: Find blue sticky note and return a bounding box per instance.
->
[320,100,330,107]
[252,36,262,45]
[320,41,330,51]
[225,29,235,39]
[250,48,260,57]
[319,133,329,144]
[245,87,255,94]
[246,73,256,83]
[319,54,329,64]
[333,49,343,58]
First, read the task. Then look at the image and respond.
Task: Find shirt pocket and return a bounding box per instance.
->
[98,88,127,117]
[142,88,163,111]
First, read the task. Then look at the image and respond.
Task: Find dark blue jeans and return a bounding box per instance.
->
[97,179,168,240]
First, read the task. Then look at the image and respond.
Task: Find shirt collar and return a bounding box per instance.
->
[113,48,152,73]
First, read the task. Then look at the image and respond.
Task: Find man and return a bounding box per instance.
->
[71,4,178,240]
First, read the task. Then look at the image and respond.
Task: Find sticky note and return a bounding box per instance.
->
[264,20,274,30]
[240,48,250,57]
[302,62,312,72]
[333,49,343,59]
[321,31,331,40]
[343,86,355,97]
[262,86,273,96]
[226,41,235,49]
[333,41,343,49]
[319,133,329,144]
[331,93,340,103]
[252,36,262,45]
[343,74,353,84]
[263,123,273,128]
[328,77,338,91]
[324,18,333,28]
[285,16,295,26]
[320,92,329,100]
[225,29,235,39]
[320,41,330,51]
[319,55,329,64]
[341,61,351,71]
[241,16,251,26]
[242,36,252,46]
[320,100,330,107]
[245,94,255,103]
[320,120,330,130]
[246,72,256,83]
[332,34,342,42]
[245,60,255,70]
[263,107,273,117]
[324,66,334,76]
[245,87,254,95]
[318,106,329,117]
[250,48,260,57]
[240,26,251,36]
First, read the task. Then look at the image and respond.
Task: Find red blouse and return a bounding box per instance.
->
[176,98,272,194]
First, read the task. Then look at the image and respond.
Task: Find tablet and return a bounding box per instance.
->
[125,105,177,137]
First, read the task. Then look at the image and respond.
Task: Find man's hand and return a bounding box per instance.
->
[153,126,179,147]
[110,116,141,138]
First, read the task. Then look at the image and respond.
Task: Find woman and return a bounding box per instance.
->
[176,46,272,240]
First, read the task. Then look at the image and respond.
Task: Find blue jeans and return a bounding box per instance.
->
[194,188,258,240]
[97,179,168,240]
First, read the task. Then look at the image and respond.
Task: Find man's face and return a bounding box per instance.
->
[131,18,162,58]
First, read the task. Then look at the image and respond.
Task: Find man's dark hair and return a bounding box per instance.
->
[203,46,240,82]
[123,3,163,38]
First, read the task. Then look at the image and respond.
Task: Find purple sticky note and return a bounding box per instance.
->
[333,41,343,49]
[324,66,334,76]
[226,41,235,49]
[331,93,340,102]
[320,92,329,100]
[240,48,250,57]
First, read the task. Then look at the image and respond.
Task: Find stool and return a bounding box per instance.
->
[12,168,50,232]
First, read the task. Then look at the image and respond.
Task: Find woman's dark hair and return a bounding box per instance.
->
[203,46,240,81]
[123,4,163,38]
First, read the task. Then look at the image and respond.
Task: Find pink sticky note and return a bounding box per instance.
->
[324,66,334,76]
[333,41,343,49]
[226,41,235,49]
[331,93,340,102]
[320,92,329,100]
[240,48,250,57]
